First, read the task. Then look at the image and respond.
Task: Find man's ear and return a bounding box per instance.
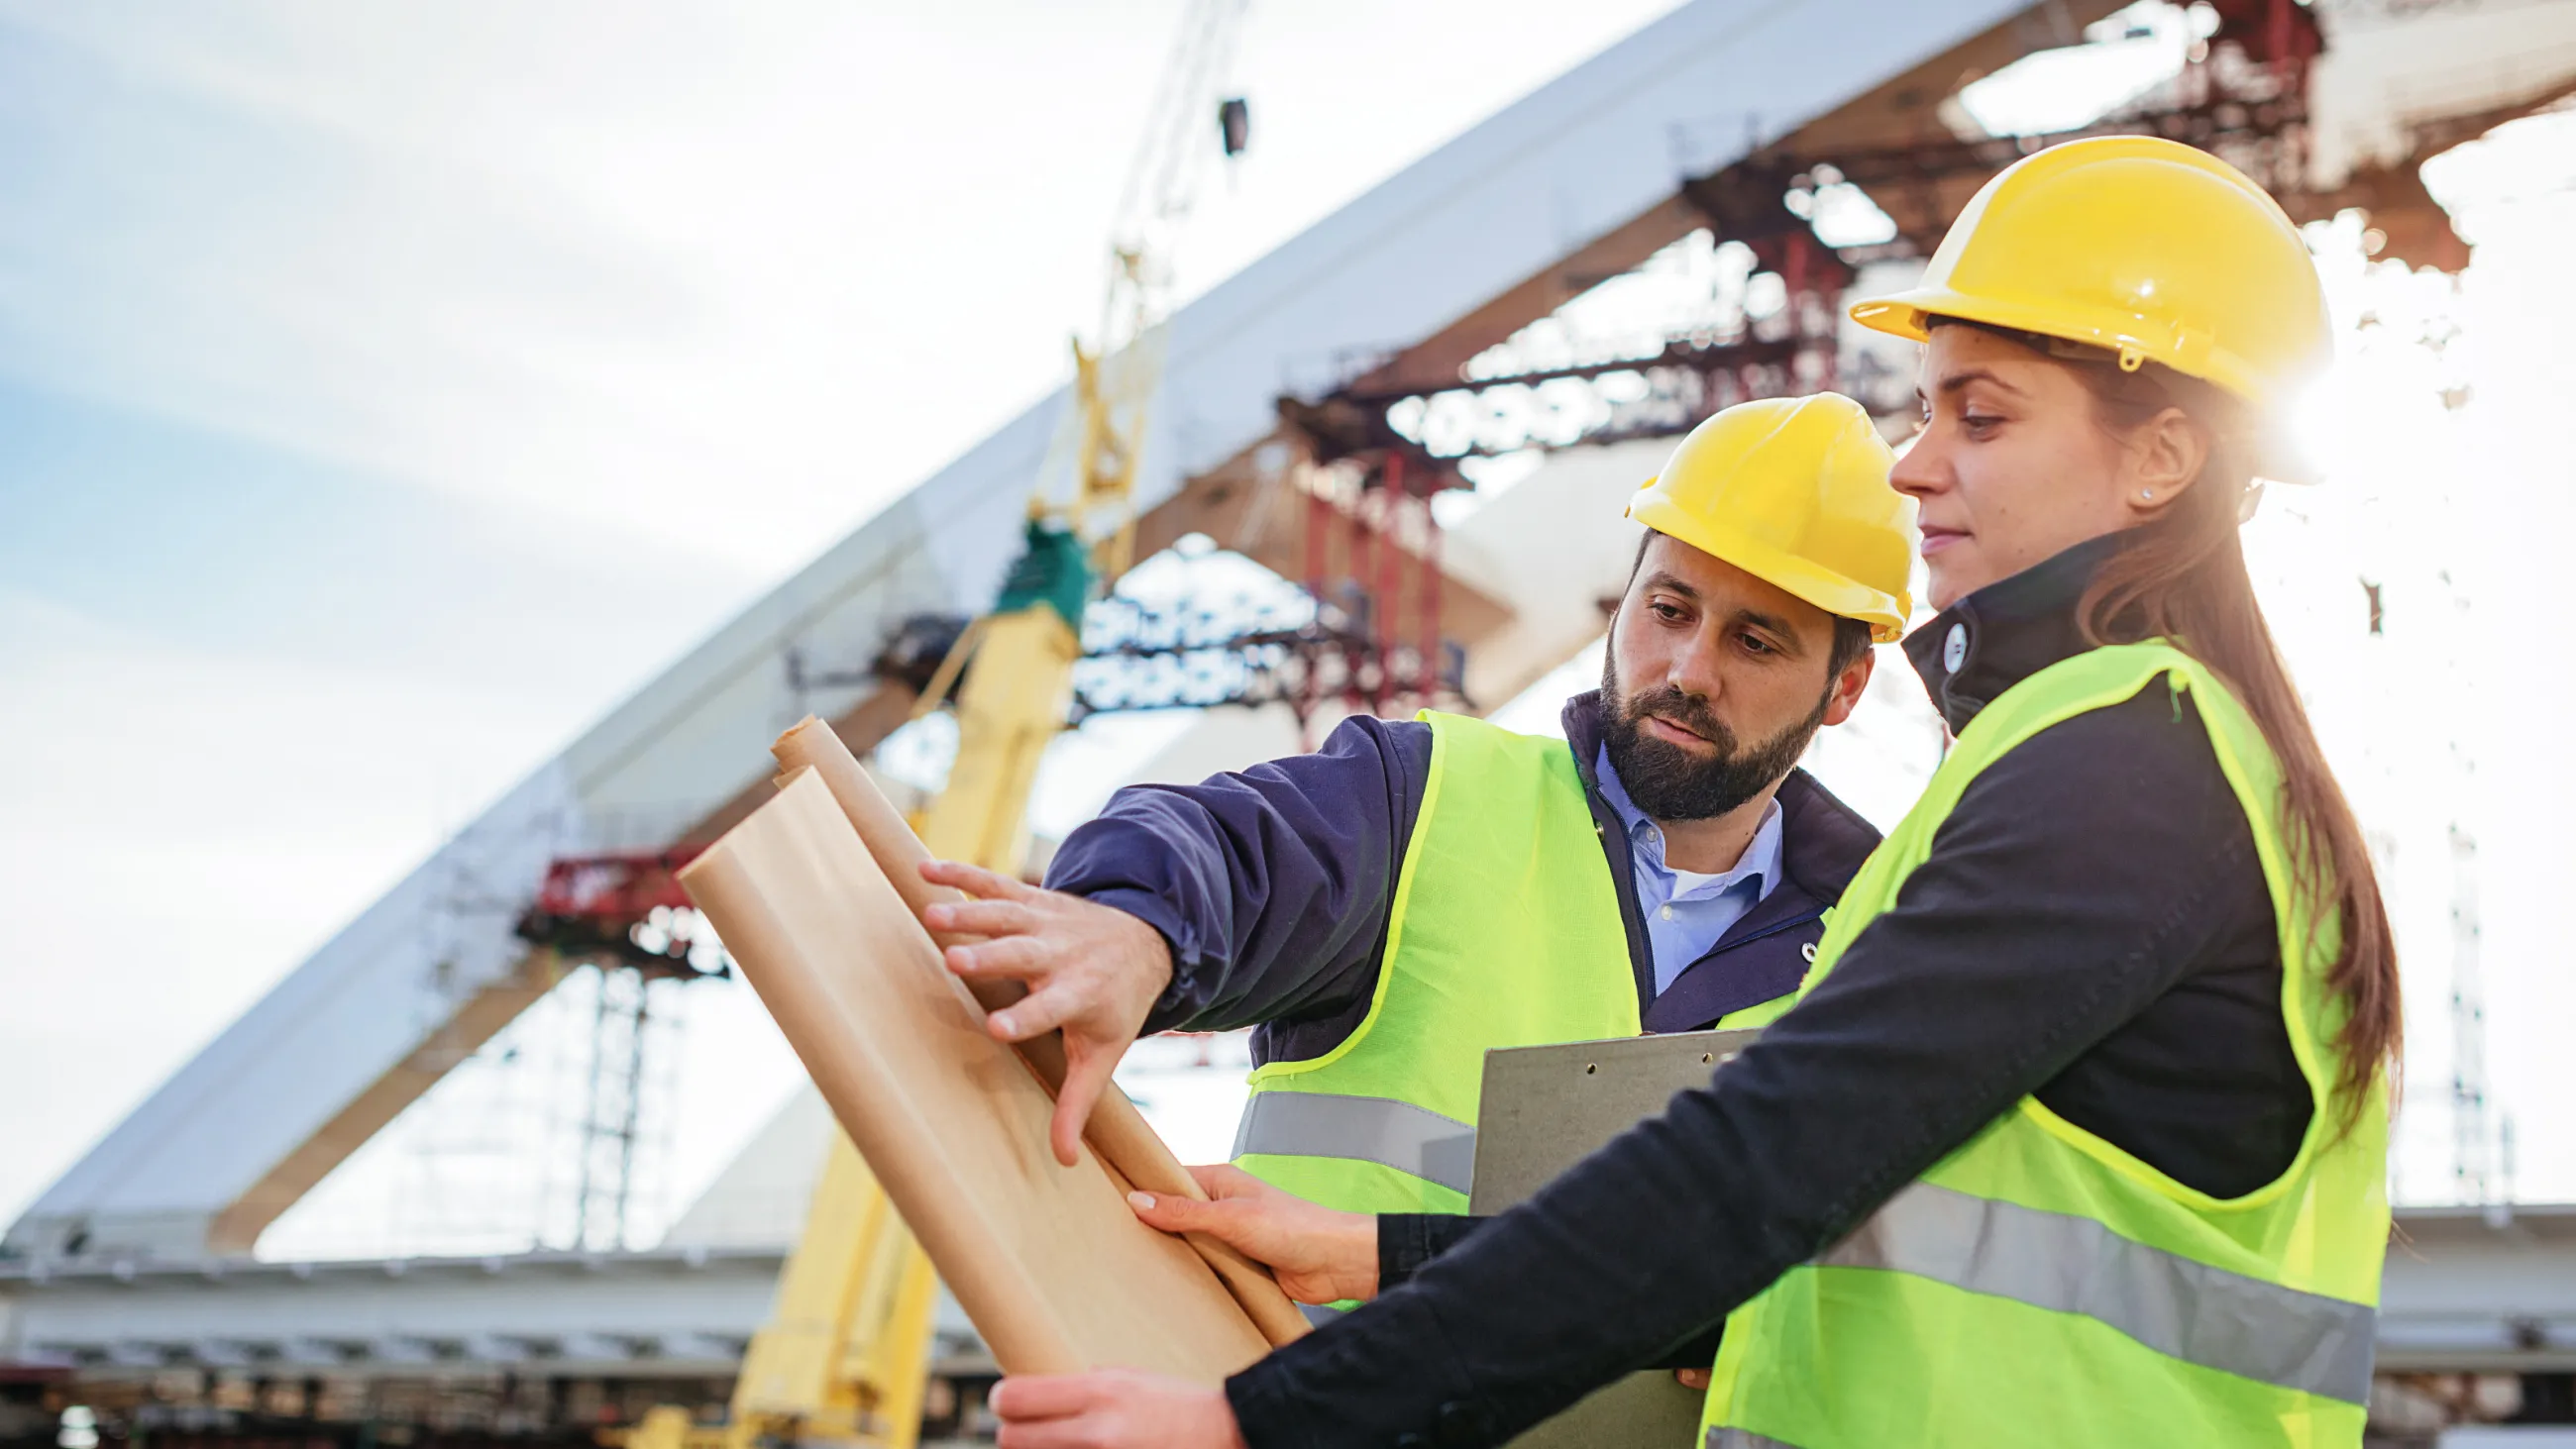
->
[1821,646,1876,728]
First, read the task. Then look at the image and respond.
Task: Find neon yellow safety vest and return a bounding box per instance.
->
[1700,642,2390,1448]
[1230,711,1649,1215]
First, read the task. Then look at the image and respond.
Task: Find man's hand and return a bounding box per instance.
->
[919,861,1175,1167]
[1128,1164,1378,1306]
[991,1371,1246,1449]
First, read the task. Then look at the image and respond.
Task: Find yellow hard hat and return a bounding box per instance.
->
[1848,136,2331,424]
[1627,393,1917,643]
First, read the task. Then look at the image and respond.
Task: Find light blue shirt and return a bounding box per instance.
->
[1593,745,1785,997]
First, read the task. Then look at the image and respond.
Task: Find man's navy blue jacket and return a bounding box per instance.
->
[1041,690,1885,1057]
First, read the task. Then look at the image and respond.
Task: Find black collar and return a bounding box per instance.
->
[1902,531,2130,736]
[1562,687,1612,775]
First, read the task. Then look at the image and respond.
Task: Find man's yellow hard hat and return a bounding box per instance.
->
[1848,136,2331,429]
[1627,393,1917,643]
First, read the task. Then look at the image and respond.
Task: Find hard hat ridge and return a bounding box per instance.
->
[1626,393,1918,643]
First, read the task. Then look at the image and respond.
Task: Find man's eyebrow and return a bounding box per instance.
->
[1730,606,1805,650]
[1641,569,1699,600]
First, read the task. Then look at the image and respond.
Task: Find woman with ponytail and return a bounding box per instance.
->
[992,136,2399,1449]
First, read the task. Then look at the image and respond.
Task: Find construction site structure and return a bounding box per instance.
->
[10,0,2576,1443]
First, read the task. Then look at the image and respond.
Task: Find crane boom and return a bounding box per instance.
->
[917,0,1250,865]
[629,8,1256,1446]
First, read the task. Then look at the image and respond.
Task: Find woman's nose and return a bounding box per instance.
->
[1889,435,1945,498]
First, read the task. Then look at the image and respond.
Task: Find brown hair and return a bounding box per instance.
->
[2042,344,2401,1126]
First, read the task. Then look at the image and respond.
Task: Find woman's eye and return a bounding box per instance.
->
[1963,412,2002,437]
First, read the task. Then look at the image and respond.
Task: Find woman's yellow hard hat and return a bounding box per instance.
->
[1848,136,2332,426]
[1627,393,1917,643]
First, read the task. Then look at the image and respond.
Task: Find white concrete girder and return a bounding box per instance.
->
[187,1340,259,1369]
[653,1333,749,1365]
[2379,1204,2576,1373]
[462,1333,534,1364]
[3,1248,787,1380]
[369,1336,439,1366]
[556,1333,637,1365]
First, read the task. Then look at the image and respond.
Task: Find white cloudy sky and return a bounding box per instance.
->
[6,0,2575,1255]
[0,0,1710,1244]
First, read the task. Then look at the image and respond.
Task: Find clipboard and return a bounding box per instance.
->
[1468,1027,1760,1446]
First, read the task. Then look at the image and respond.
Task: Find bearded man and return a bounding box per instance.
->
[918,395,1917,1274]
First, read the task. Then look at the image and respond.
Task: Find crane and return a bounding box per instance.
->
[913,0,1251,874]
[626,6,1251,1446]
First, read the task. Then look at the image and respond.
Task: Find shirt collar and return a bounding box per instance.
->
[1901,529,2136,735]
[1593,743,1784,897]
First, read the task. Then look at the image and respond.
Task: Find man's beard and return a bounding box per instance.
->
[1600,654,1831,822]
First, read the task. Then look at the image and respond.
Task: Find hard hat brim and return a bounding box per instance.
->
[1851,286,2323,485]
[1850,285,2267,409]
[1627,489,1909,644]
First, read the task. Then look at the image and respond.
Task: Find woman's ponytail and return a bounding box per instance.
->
[2073,362,2401,1129]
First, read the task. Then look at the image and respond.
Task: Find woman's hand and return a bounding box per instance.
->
[1127,1164,1379,1306]
[991,1371,1246,1449]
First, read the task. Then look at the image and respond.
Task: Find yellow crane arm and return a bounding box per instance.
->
[669,6,1254,1445]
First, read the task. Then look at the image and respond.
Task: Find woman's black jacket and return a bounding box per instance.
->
[1222,533,2310,1449]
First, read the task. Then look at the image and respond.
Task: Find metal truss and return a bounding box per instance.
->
[1069,581,1465,725]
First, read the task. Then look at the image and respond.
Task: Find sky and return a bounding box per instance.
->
[6,0,2575,1257]
[0,0,1700,1247]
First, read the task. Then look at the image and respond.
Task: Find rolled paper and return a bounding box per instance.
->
[682,771,1272,1378]
[769,716,1309,1347]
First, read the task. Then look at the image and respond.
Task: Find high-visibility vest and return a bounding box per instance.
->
[1229,711,1645,1215]
[1700,641,2390,1448]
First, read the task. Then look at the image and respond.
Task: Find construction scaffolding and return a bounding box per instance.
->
[515,852,732,1252]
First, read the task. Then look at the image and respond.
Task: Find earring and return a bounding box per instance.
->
[2139,489,2155,501]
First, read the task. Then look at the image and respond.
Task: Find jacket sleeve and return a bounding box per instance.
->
[1382,1215,1719,1372]
[1041,714,1432,1034]
[1223,688,2278,1448]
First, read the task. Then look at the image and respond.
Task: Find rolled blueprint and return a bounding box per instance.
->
[770,714,1309,1347]
[681,770,1272,1379]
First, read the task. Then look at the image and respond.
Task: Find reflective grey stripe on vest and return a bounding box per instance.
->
[1298,1301,1346,1328]
[1231,1091,1477,1196]
[1706,1431,1803,1449]
[1820,1182,2378,1405]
